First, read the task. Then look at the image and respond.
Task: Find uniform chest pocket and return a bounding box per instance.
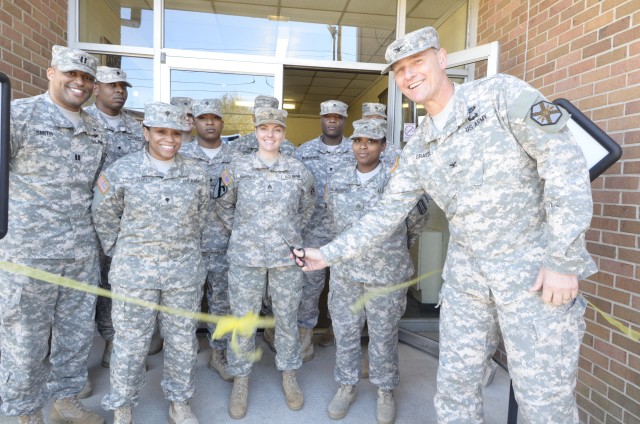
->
[159,183,198,215]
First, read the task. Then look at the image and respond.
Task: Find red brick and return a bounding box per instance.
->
[598,16,630,39]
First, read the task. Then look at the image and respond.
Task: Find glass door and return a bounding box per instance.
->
[160,56,283,139]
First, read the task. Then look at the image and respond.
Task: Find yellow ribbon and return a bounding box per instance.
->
[0,261,275,359]
[588,301,639,342]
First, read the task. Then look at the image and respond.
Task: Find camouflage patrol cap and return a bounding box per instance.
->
[254,95,279,109]
[170,97,194,115]
[254,107,287,128]
[51,45,98,77]
[320,100,348,117]
[350,118,386,140]
[382,26,440,75]
[143,102,191,131]
[362,102,387,119]
[192,98,223,118]
[96,66,132,87]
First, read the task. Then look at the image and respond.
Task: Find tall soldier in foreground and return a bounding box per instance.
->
[0,45,106,424]
[298,26,596,423]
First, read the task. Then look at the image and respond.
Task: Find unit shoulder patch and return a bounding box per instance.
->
[530,101,562,126]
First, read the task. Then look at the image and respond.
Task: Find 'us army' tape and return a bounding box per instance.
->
[350,269,639,342]
[0,260,275,361]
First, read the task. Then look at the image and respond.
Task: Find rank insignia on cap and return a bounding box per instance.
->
[97,174,110,194]
[530,101,562,126]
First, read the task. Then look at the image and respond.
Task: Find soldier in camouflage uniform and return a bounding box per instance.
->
[179,98,235,382]
[325,119,428,424]
[0,45,106,424]
[171,97,195,143]
[230,95,297,156]
[214,108,315,419]
[293,100,354,360]
[93,102,209,424]
[300,26,597,423]
[85,66,146,369]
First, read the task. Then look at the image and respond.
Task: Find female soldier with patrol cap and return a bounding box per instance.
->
[214,107,315,419]
[92,102,209,424]
[324,118,427,424]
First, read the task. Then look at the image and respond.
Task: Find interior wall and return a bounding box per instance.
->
[285,117,322,146]
[79,0,121,45]
[437,2,468,54]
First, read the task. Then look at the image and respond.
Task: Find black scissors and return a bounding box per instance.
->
[281,235,306,267]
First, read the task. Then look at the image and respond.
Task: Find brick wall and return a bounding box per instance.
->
[477,1,640,423]
[0,0,68,100]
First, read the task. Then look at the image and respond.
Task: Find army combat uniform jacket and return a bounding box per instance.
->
[92,150,210,289]
[84,105,145,169]
[215,153,315,268]
[322,74,597,303]
[1,92,106,260]
[326,163,428,285]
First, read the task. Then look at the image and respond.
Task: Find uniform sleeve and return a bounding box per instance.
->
[324,175,337,238]
[299,170,316,230]
[405,194,430,249]
[502,78,595,276]
[198,175,211,237]
[91,167,124,256]
[320,159,425,265]
[213,166,237,231]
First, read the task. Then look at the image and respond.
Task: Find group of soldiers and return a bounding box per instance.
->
[1,23,596,424]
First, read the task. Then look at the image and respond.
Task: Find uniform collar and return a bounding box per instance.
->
[140,148,188,179]
[250,152,288,172]
[316,136,351,154]
[43,92,93,135]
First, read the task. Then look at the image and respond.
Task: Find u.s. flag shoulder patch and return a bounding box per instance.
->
[97,174,110,194]
[221,169,233,187]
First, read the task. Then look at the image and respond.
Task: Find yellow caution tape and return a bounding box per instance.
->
[350,269,442,314]
[350,267,639,341]
[588,301,639,342]
[0,260,274,359]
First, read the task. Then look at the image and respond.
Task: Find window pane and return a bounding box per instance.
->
[79,0,154,47]
[406,0,468,53]
[170,70,275,136]
[87,55,154,114]
[164,0,396,64]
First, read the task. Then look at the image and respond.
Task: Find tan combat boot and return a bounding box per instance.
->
[228,376,249,419]
[317,325,335,347]
[169,401,199,424]
[298,327,314,363]
[17,410,45,424]
[327,384,357,419]
[376,388,396,424]
[101,340,113,368]
[282,370,304,410]
[113,407,134,424]
[263,327,276,352]
[77,378,93,399]
[208,348,233,382]
[49,397,104,424]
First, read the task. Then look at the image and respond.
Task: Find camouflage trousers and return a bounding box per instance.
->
[297,267,327,329]
[101,284,202,409]
[0,255,99,416]
[435,282,586,423]
[203,251,230,350]
[329,275,406,390]
[227,264,303,376]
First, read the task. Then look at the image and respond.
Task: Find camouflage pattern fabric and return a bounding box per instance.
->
[325,162,426,390]
[102,284,203,409]
[85,105,145,169]
[85,105,145,341]
[230,132,297,157]
[180,141,236,348]
[92,150,208,408]
[321,74,597,422]
[0,92,105,416]
[214,153,315,268]
[226,265,303,376]
[0,256,100,415]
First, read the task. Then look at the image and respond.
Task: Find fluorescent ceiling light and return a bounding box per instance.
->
[283,103,296,110]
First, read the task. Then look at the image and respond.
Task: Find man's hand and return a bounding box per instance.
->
[529,267,579,306]
[291,247,327,271]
